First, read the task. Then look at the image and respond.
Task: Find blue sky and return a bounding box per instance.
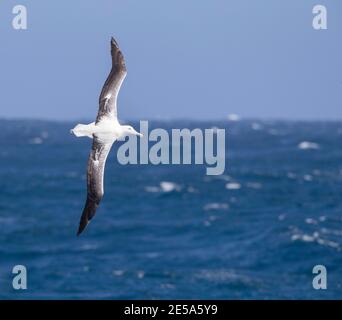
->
[0,0,341,120]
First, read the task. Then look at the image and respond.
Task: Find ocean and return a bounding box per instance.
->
[0,119,341,299]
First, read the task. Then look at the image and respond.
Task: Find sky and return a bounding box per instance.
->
[0,0,341,121]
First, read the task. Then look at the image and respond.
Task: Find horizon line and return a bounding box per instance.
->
[1,116,342,123]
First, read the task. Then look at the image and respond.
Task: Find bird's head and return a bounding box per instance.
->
[122,125,143,137]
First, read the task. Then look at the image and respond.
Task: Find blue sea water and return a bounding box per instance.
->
[0,119,341,299]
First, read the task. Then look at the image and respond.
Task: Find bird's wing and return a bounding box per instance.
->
[77,135,114,235]
[96,37,127,123]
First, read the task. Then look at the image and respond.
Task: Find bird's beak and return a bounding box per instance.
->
[133,129,143,137]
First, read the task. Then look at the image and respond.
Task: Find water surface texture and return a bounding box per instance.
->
[0,119,341,299]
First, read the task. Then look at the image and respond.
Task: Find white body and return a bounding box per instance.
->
[72,119,120,138]
[71,119,141,142]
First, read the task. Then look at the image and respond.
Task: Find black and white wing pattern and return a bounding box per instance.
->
[77,136,114,235]
[96,37,127,123]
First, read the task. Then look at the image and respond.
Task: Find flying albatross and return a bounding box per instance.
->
[71,37,142,236]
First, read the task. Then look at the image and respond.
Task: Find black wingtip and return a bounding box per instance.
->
[76,227,83,237]
[111,37,119,48]
[76,220,88,236]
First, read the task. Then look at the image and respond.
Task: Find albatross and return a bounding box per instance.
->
[71,37,142,235]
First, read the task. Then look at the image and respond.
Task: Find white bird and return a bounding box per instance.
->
[71,37,142,236]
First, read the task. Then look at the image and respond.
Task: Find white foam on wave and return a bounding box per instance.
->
[298,141,320,150]
[268,128,279,136]
[287,172,297,179]
[278,214,286,221]
[161,283,175,289]
[303,174,313,182]
[80,243,98,251]
[187,186,197,193]
[227,114,240,121]
[203,203,229,211]
[291,231,340,250]
[305,218,318,225]
[29,137,43,145]
[195,269,254,285]
[113,270,125,277]
[317,238,340,249]
[312,169,321,176]
[160,181,181,192]
[320,228,342,237]
[216,175,232,182]
[291,233,316,242]
[225,182,241,190]
[145,252,160,259]
[29,131,49,145]
[251,122,263,130]
[145,181,181,193]
[246,182,262,189]
[203,220,211,227]
[83,266,90,272]
[41,131,49,139]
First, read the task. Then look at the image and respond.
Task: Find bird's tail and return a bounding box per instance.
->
[70,123,94,138]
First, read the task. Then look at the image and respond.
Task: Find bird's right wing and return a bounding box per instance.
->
[96,37,127,123]
[77,135,114,235]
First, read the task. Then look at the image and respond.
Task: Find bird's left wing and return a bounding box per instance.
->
[96,37,127,123]
[77,135,114,235]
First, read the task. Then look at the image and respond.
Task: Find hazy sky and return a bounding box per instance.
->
[0,0,341,120]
